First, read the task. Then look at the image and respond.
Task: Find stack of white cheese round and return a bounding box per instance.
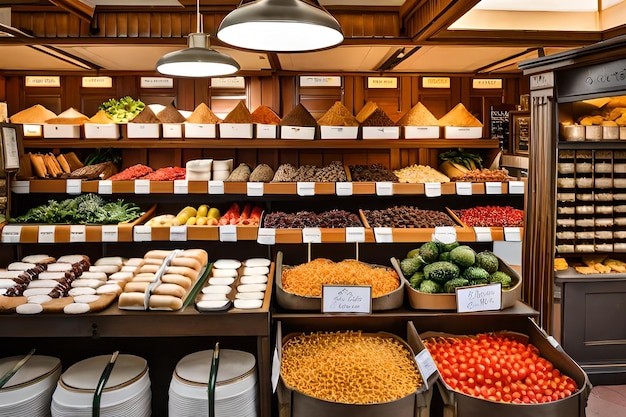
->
[196,258,270,312]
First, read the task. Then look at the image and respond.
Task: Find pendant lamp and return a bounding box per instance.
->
[156,0,240,77]
[217,0,344,52]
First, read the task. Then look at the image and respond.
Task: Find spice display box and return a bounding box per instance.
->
[443,126,483,139]
[183,123,217,138]
[219,123,254,139]
[161,123,183,138]
[281,126,316,140]
[362,126,400,139]
[43,124,81,139]
[83,123,120,139]
[255,123,278,139]
[403,126,440,139]
[125,123,161,139]
[319,126,359,139]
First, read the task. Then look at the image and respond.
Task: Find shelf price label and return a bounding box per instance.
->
[98,180,113,195]
[70,225,86,243]
[219,225,237,242]
[247,182,264,197]
[11,180,30,194]
[169,225,187,241]
[424,182,442,197]
[133,225,152,242]
[134,179,150,194]
[509,180,525,194]
[38,225,55,243]
[504,227,522,241]
[335,182,353,196]
[433,226,457,244]
[485,182,503,195]
[376,182,394,196]
[173,180,188,194]
[345,227,365,243]
[66,179,82,195]
[257,228,276,245]
[1,225,22,243]
[474,227,493,242]
[302,227,322,243]
[456,283,502,313]
[455,182,473,196]
[374,227,393,243]
[101,225,118,242]
[415,350,439,390]
[322,285,372,314]
[297,182,315,196]
[208,180,225,195]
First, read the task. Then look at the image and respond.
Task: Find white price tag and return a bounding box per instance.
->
[11,180,30,194]
[374,227,394,243]
[219,225,237,242]
[376,182,394,196]
[302,227,322,243]
[173,180,189,194]
[508,180,525,194]
[133,225,152,242]
[257,228,276,245]
[322,286,372,313]
[66,179,82,195]
[101,225,118,242]
[474,227,493,242]
[455,182,473,196]
[69,225,86,243]
[547,335,561,349]
[1,225,22,243]
[297,182,315,196]
[134,179,150,194]
[456,283,502,313]
[485,182,503,195]
[271,347,280,394]
[38,225,55,243]
[345,227,365,243]
[169,225,187,241]
[415,350,439,389]
[504,227,522,241]
[98,180,112,195]
[433,226,457,244]
[208,180,225,194]
[335,182,353,196]
[247,182,264,197]
[424,182,442,197]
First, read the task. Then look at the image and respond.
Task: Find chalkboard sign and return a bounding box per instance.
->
[489,104,516,151]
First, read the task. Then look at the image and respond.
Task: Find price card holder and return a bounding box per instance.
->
[474,227,493,242]
[11,180,30,194]
[415,350,439,390]
[433,226,457,244]
[38,225,55,243]
[257,228,276,245]
[322,285,372,313]
[133,225,152,242]
[247,182,264,197]
[374,227,393,243]
[98,180,112,195]
[219,225,237,242]
[297,182,315,196]
[485,182,503,195]
[173,180,189,194]
[376,182,394,196]
[69,225,86,243]
[169,225,187,241]
[345,227,365,243]
[424,182,442,197]
[208,180,225,195]
[547,335,561,350]
[335,182,353,196]
[508,180,525,194]
[455,182,472,196]
[101,225,118,242]
[1,225,22,243]
[302,227,322,243]
[66,179,82,195]
[134,179,150,194]
[504,227,522,241]
[456,283,502,313]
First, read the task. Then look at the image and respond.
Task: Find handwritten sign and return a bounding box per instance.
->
[322,286,372,313]
[456,283,502,313]
[415,350,439,389]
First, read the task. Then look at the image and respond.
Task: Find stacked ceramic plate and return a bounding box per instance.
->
[0,354,61,417]
[169,349,258,417]
[51,354,151,417]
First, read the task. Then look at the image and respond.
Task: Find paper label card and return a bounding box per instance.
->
[219,225,237,242]
[134,179,150,194]
[424,182,442,197]
[297,182,315,196]
[474,227,493,242]
[415,350,439,389]
[322,285,372,313]
[133,225,152,242]
[169,225,187,241]
[1,225,22,243]
[508,180,525,194]
[257,227,276,245]
[456,283,502,313]
[335,182,353,196]
[345,227,365,243]
[376,182,394,196]
[101,225,118,242]
[455,182,472,196]
[98,180,112,195]
[504,227,522,241]
[374,227,393,243]
[38,225,55,243]
[11,180,29,194]
[247,182,264,197]
[69,225,86,243]
[433,227,457,244]
[485,182,503,195]
[302,227,322,243]
[173,180,188,194]
[208,180,225,194]
[66,179,82,195]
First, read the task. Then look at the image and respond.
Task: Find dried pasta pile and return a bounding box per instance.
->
[281,259,400,297]
[281,331,422,404]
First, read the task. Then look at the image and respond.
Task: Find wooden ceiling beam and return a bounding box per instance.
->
[48,0,94,22]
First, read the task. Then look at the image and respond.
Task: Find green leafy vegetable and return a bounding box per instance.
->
[98,96,146,123]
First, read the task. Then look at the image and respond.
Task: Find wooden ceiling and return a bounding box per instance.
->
[0,0,625,75]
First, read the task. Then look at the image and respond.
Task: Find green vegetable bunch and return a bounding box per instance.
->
[98,96,146,123]
[439,148,483,170]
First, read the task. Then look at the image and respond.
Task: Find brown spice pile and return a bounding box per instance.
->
[251,105,281,125]
[46,107,89,125]
[130,106,160,123]
[223,100,252,123]
[360,108,396,126]
[157,104,186,123]
[186,103,221,124]
[10,104,57,123]
[280,103,316,127]
[88,110,114,124]
[397,102,438,126]
[438,103,483,127]
[317,102,359,126]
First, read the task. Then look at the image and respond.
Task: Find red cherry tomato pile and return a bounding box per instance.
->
[424,333,578,404]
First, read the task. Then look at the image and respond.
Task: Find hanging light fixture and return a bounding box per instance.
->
[156,0,240,77]
[217,0,344,52]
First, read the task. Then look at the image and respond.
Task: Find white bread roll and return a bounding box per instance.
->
[144,250,172,259]
[149,294,183,310]
[57,254,89,264]
[152,283,186,298]
[0,271,21,279]
[8,262,36,271]
[181,249,208,265]
[80,271,108,281]
[170,256,202,272]
[138,264,160,274]
[165,266,197,280]
[124,282,149,293]
[161,274,192,289]
[89,265,121,274]
[0,279,17,288]
[26,280,59,288]
[47,263,73,272]
[125,258,144,266]
[94,257,125,267]
[22,254,56,264]
[70,279,103,289]
[38,272,66,280]
[118,292,146,309]
[142,258,163,266]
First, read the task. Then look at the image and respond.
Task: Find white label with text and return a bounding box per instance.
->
[322,286,372,313]
[456,283,502,313]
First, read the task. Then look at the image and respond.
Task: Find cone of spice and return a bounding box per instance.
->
[361,108,396,127]
[88,110,114,124]
[10,104,57,124]
[46,107,89,125]
[157,104,186,123]
[280,103,317,127]
[397,102,438,126]
[223,100,253,123]
[130,106,160,123]
[186,103,221,124]
[251,105,281,125]
[317,102,359,127]
[355,101,379,124]
[438,103,483,127]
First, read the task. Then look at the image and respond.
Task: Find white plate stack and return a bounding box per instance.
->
[51,354,151,417]
[0,355,61,417]
[169,349,258,417]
